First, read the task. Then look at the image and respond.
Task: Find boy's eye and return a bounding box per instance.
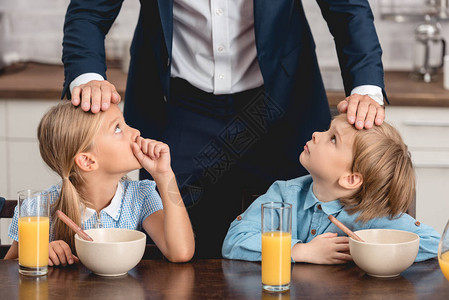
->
[330,135,336,144]
[114,124,122,134]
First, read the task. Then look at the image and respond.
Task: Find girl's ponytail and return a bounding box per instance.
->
[51,176,83,251]
[37,102,103,251]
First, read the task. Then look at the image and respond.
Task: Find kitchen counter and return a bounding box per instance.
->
[1,62,449,106]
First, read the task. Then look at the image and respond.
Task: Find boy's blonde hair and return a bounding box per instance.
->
[37,102,104,250]
[337,114,415,223]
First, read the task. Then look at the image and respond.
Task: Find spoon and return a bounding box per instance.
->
[56,210,94,241]
[328,215,365,242]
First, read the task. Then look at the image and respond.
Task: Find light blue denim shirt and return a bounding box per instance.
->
[222,175,440,262]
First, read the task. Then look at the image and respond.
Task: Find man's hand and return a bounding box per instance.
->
[71,80,121,113]
[291,232,352,264]
[337,94,385,129]
[48,240,79,267]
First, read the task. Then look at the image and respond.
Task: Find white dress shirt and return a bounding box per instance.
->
[70,0,383,105]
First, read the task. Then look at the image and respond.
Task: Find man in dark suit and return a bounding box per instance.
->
[62,0,386,258]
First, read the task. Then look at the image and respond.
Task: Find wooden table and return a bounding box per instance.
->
[1,258,448,299]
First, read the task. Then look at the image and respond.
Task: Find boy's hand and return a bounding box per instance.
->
[132,137,173,178]
[291,232,352,264]
[48,240,79,267]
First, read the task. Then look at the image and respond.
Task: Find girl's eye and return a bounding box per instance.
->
[330,135,336,144]
[114,124,122,134]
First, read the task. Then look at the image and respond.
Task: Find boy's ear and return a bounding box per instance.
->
[338,172,363,190]
[74,152,98,172]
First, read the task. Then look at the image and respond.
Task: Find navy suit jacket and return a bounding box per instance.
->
[62,0,385,149]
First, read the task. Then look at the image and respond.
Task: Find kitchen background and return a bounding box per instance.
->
[1,0,449,244]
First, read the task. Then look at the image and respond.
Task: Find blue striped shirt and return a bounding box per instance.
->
[8,179,163,241]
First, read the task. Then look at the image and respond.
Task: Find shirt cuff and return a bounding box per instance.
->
[351,85,384,106]
[69,73,105,94]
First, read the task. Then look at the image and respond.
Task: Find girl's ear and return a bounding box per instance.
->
[338,172,363,190]
[74,152,98,172]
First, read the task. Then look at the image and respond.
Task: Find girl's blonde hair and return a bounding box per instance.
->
[337,114,415,223]
[37,102,104,250]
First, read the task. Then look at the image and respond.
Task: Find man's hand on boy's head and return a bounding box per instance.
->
[71,80,121,113]
[132,137,173,178]
[337,94,385,130]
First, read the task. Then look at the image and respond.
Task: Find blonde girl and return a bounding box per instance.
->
[6,102,194,264]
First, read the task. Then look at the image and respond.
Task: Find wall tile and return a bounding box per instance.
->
[0,101,6,138]
[0,140,7,198]
[8,140,59,199]
[1,0,448,70]
[0,218,13,246]
[7,100,57,139]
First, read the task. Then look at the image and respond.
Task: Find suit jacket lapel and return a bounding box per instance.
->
[158,0,173,56]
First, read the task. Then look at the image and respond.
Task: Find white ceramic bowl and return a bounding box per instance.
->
[349,229,419,277]
[75,228,146,276]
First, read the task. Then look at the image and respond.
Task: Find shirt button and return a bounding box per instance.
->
[215,9,223,15]
[218,46,224,52]
[311,229,316,235]
[236,215,242,221]
[163,95,167,102]
[415,221,421,226]
[219,74,225,79]
[317,204,322,210]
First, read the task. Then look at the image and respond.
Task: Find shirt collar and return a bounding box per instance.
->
[303,182,344,215]
[81,182,123,222]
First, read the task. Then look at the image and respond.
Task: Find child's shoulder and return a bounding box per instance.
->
[44,183,62,204]
[283,174,313,191]
[121,178,156,189]
[266,175,313,197]
[120,179,157,198]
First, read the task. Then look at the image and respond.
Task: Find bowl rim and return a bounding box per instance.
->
[74,228,146,245]
[349,228,419,246]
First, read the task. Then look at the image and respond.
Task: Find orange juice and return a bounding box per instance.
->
[18,217,49,268]
[439,251,449,281]
[262,231,292,286]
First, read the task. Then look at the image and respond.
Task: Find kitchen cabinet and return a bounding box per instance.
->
[385,107,449,234]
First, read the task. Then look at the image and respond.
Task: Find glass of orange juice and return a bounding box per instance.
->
[18,190,50,276]
[261,202,292,292]
[439,218,449,281]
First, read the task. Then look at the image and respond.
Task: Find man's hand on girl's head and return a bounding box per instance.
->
[337,94,385,130]
[71,80,121,114]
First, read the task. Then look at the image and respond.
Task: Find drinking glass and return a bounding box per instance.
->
[261,202,292,292]
[18,190,50,276]
[439,218,449,281]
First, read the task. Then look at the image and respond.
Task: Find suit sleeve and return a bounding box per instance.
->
[62,0,124,99]
[316,0,387,101]
[222,181,298,261]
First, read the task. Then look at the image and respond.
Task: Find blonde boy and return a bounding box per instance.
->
[222,114,439,263]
